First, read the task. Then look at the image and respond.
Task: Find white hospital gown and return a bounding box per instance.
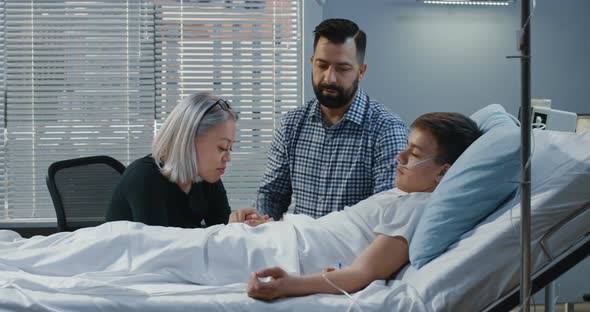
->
[285,188,431,274]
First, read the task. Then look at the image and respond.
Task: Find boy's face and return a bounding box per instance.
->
[395,127,448,193]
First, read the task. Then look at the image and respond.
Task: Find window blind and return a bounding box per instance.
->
[0,1,6,219]
[2,0,155,220]
[154,0,301,208]
[0,0,302,221]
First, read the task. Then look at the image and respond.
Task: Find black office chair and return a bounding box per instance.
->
[46,155,126,232]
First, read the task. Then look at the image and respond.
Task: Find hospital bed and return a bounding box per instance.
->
[395,127,590,312]
[0,128,588,311]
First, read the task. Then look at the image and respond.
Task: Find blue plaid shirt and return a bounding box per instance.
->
[256,89,409,219]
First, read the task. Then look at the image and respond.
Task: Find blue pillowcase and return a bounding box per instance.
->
[470,103,518,133]
[409,104,521,269]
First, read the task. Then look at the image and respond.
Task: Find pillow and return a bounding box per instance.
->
[409,104,521,269]
[470,103,518,132]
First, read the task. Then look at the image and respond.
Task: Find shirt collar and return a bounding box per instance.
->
[309,89,367,126]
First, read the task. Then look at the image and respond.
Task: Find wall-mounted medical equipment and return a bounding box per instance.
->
[529,99,578,132]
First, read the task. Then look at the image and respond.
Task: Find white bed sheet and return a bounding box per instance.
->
[0,280,428,312]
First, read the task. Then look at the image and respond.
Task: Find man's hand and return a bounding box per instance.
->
[228,208,273,226]
[247,267,290,301]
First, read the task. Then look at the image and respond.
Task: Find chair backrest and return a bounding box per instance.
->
[46,155,126,232]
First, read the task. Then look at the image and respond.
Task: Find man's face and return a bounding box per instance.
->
[311,37,366,109]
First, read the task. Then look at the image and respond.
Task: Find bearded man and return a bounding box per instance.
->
[254,18,409,220]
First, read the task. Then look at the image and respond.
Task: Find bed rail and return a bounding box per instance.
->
[481,201,590,312]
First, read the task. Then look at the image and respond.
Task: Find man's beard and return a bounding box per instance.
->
[313,76,359,109]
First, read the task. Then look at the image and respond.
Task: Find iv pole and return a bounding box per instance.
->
[519,0,532,310]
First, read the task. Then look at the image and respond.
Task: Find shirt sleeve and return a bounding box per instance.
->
[256,116,293,220]
[372,194,427,245]
[203,180,231,226]
[372,119,409,194]
[106,180,132,221]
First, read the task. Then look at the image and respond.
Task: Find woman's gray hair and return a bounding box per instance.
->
[152,92,238,184]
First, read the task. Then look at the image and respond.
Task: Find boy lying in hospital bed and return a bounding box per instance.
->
[0,112,483,306]
[242,112,483,300]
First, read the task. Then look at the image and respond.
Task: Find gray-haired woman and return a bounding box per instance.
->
[107,92,238,228]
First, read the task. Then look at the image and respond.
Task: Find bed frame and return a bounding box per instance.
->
[483,201,590,312]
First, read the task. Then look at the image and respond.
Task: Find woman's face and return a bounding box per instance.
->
[394,127,449,193]
[195,119,237,183]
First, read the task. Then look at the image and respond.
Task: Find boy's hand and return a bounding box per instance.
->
[247,267,289,301]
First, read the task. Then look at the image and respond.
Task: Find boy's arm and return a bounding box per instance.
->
[247,234,409,300]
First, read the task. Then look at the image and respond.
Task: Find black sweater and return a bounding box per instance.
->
[106,155,231,228]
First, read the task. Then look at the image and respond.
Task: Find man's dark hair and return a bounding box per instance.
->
[313,18,366,65]
[411,112,483,165]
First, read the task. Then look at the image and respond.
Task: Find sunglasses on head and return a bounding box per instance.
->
[208,98,232,112]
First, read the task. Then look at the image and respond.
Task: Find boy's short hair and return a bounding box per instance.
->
[411,112,483,165]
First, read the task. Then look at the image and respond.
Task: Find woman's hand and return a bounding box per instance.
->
[247,267,290,301]
[244,215,273,227]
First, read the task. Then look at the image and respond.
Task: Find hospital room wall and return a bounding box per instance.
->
[309,0,590,123]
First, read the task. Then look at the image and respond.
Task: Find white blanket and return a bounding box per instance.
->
[0,217,428,312]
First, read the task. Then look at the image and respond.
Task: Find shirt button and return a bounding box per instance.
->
[318,196,324,202]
